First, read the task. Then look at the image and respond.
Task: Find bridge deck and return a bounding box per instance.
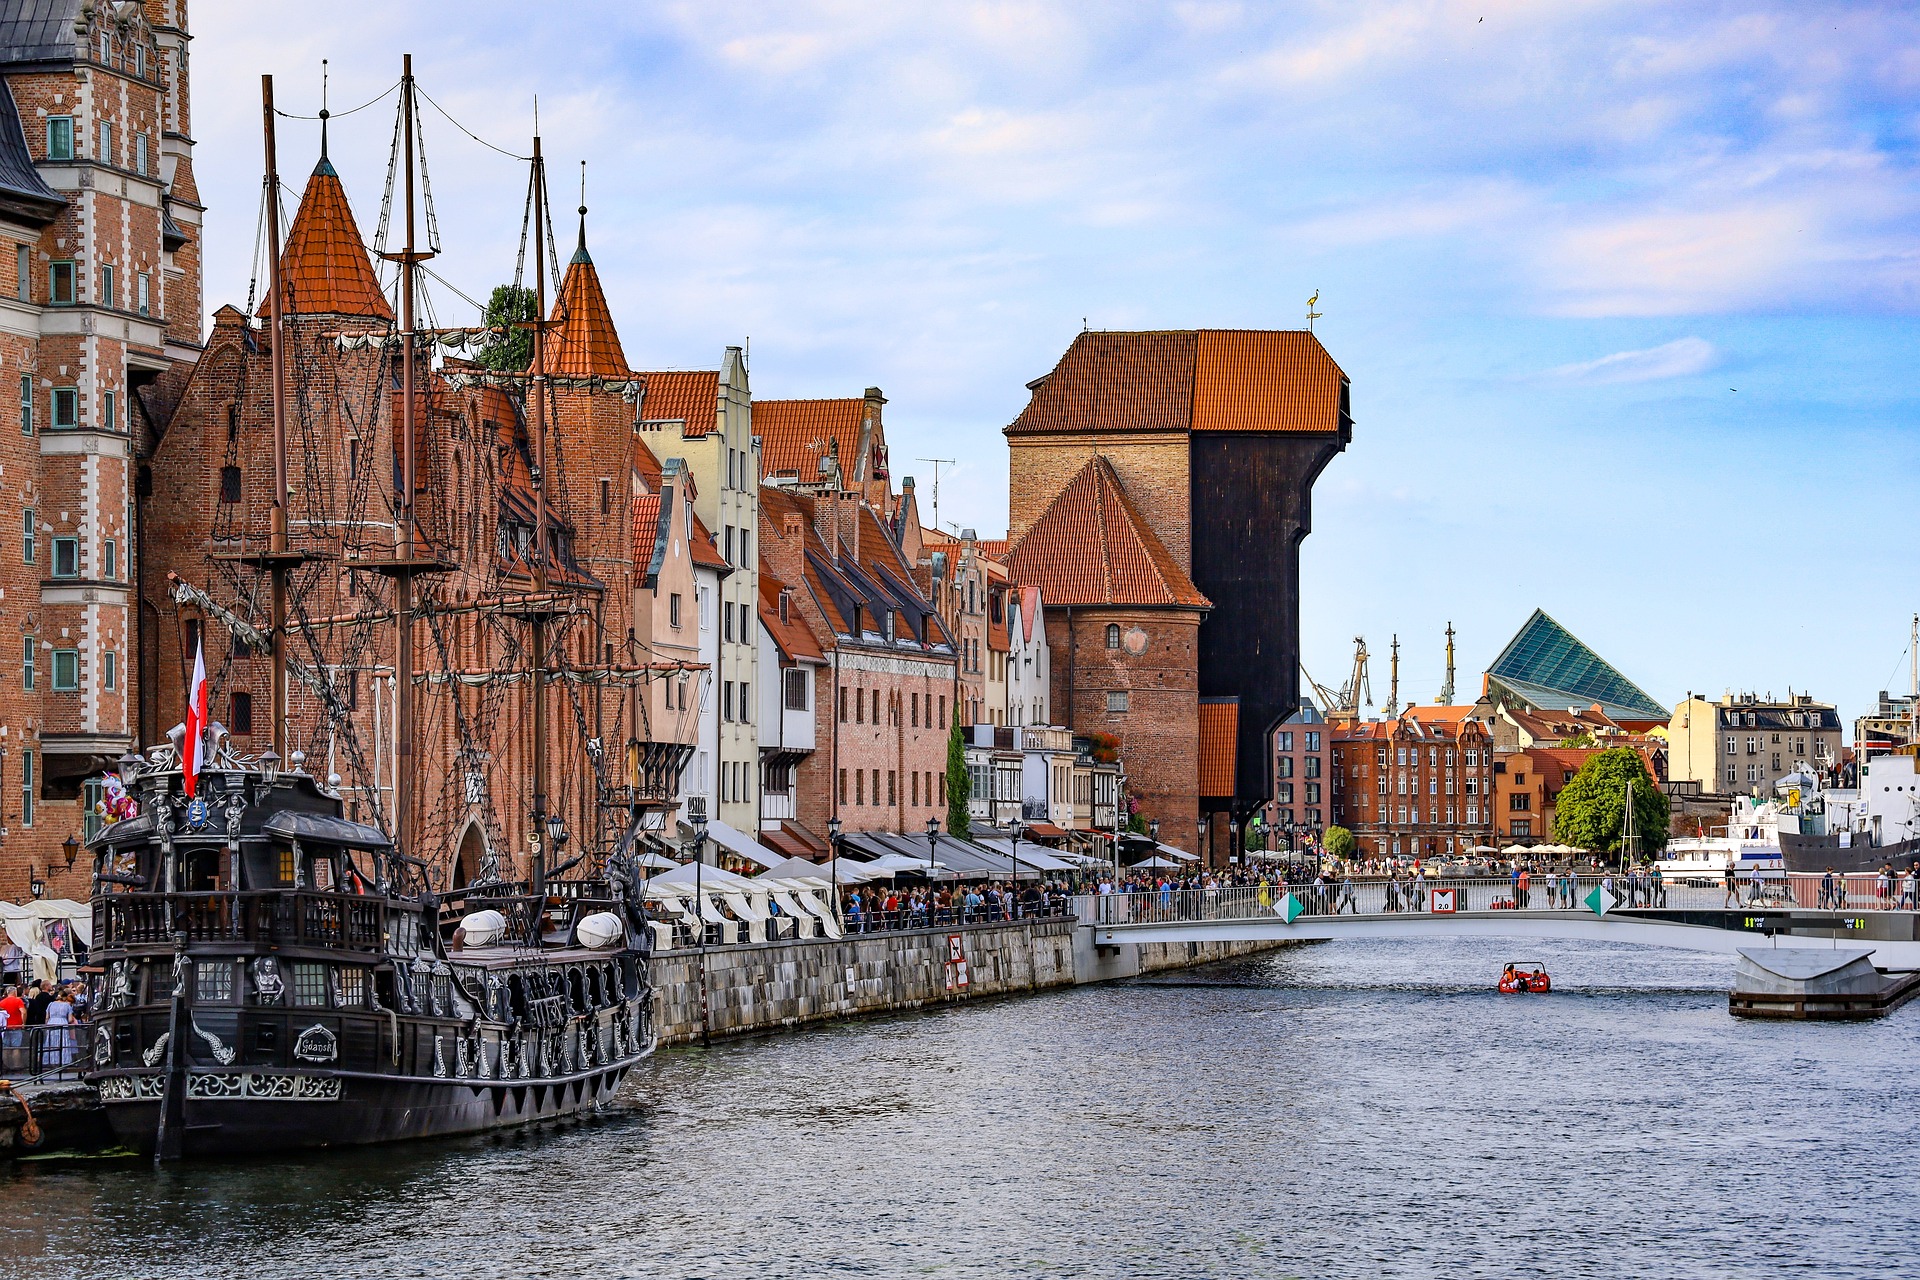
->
[1088,879,1920,964]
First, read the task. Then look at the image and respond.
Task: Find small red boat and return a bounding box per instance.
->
[1498,961,1552,994]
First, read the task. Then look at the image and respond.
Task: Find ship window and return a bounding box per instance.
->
[291,962,328,1008]
[195,962,234,1005]
[276,847,295,885]
[337,967,367,1009]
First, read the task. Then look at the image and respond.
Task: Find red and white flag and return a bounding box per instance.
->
[183,636,208,798]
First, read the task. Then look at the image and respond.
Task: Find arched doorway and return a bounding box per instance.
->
[454,821,487,888]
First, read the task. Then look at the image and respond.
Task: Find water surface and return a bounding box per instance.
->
[4,938,1914,1279]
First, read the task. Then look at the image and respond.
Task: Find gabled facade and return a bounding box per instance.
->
[634,349,757,834]
[758,483,955,836]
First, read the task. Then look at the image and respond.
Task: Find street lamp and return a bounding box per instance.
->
[1008,818,1024,899]
[545,812,568,849]
[690,809,709,949]
[61,833,79,870]
[1114,771,1127,882]
[28,869,44,899]
[826,815,843,923]
[258,748,281,786]
[116,751,142,789]
[924,814,939,883]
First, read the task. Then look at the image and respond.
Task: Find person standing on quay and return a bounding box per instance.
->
[1516,866,1531,911]
[1722,861,1741,909]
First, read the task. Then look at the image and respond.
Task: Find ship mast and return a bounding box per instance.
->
[254,76,305,761]
[370,54,446,861]
[527,132,553,900]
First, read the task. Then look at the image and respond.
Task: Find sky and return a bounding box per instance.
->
[190,0,1920,729]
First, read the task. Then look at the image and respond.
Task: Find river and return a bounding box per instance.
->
[4,936,1917,1279]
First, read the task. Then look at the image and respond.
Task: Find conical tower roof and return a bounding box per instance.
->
[540,210,629,379]
[264,152,392,321]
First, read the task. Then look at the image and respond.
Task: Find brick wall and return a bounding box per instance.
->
[1007,433,1191,570]
[1045,605,1201,852]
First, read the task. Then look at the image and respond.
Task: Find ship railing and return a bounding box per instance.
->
[0,1023,97,1084]
[94,891,391,951]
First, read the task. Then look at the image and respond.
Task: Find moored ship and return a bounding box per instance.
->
[82,60,663,1159]
[86,737,655,1157]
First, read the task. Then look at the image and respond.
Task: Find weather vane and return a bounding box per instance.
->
[1307,289,1322,332]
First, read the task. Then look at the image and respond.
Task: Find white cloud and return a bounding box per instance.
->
[1543,336,1717,383]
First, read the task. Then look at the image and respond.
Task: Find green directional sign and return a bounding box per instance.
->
[1276,892,1303,924]
[1584,885,1618,918]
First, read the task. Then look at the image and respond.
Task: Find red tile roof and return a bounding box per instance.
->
[1199,699,1239,798]
[636,371,720,434]
[630,493,664,577]
[541,235,629,379]
[633,436,665,490]
[759,560,825,663]
[268,156,390,320]
[689,512,730,571]
[1006,329,1347,437]
[1005,456,1209,609]
[1192,330,1347,433]
[755,398,865,478]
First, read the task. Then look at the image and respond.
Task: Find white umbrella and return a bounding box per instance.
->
[1129,856,1181,869]
[1501,843,1530,855]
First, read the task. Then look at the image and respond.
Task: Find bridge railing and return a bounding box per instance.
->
[1091,872,1920,925]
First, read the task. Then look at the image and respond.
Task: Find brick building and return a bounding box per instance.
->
[1004,329,1349,858]
[1330,709,1496,860]
[140,137,706,885]
[1268,701,1330,845]
[757,484,955,838]
[0,0,200,899]
[1005,455,1208,852]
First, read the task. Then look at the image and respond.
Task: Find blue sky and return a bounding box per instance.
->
[193,1,1920,727]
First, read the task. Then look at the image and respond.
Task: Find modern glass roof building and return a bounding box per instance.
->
[1483,609,1668,725]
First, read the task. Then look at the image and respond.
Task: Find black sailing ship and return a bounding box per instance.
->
[83,61,656,1159]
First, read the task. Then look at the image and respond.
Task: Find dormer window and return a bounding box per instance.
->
[778,591,789,624]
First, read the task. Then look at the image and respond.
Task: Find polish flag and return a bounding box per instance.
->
[183,637,208,798]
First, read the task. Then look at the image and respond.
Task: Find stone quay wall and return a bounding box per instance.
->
[647,917,1293,1047]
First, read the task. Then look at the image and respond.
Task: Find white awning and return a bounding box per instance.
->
[647,861,759,891]
[703,818,783,869]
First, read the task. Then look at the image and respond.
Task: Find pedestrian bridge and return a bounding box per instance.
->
[1087,877,1920,968]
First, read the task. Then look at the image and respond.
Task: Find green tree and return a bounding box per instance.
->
[1552,747,1669,858]
[1559,730,1597,749]
[945,705,971,838]
[1323,825,1356,860]
[477,283,536,372]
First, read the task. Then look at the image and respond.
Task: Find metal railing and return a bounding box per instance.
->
[0,1023,97,1083]
[1090,873,1920,926]
[94,891,389,951]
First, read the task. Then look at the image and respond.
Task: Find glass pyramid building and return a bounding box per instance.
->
[1484,609,1668,723]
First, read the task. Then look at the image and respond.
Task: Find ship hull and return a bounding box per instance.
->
[1779,832,1920,875]
[95,1055,647,1157]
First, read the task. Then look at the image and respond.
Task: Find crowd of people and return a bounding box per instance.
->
[842,880,1076,933]
[0,979,87,1074]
